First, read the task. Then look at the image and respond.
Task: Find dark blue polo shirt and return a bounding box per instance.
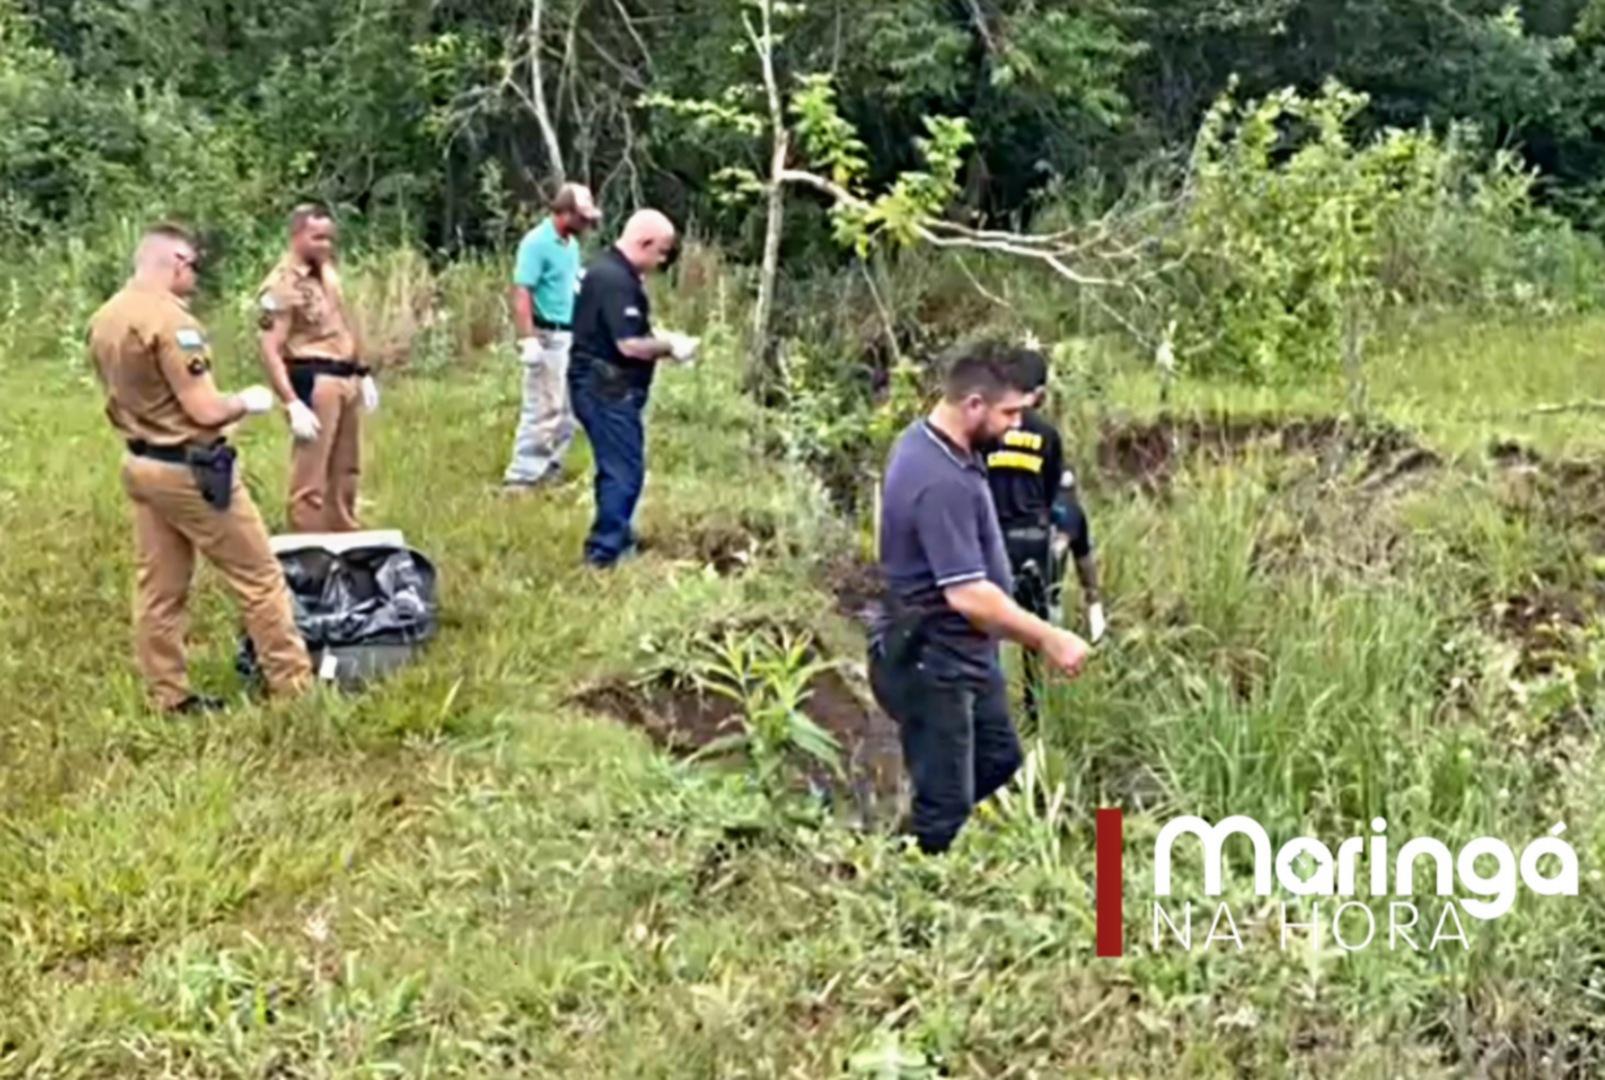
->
[877,419,1013,681]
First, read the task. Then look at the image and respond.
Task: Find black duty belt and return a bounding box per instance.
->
[289,358,368,378]
[127,438,238,510]
[534,317,571,332]
[127,438,223,464]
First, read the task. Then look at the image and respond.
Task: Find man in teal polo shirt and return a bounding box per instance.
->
[502,182,601,492]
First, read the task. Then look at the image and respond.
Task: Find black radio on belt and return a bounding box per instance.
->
[127,439,237,511]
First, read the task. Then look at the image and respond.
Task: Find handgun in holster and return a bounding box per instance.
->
[878,597,930,669]
[185,443,237,511]
[1016,556,1062,627]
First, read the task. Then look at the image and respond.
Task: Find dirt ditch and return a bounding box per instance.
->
[1492,441,1605,534]
[641,517,778,577]
[823,553,883,626]
[1483,439,1605,673]
[575,665,905,820]
[1094,414,1430,490]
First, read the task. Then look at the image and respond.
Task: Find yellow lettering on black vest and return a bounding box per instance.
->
[1003,430,1044,451]
[987,450,1044,473]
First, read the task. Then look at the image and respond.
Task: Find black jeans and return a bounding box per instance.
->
[869,645,1023,854]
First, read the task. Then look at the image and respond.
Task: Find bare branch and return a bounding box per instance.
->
[609,0,657,79]
[954,254,1013,309]
[528,0,565,185]
[776,167,1180,292]
[776,167,859,207]
[858,257,903,366]
[748,0,789,366]
[1472,400,1605,420]
[579,28,650,91]
[555,0,583,134]
[963,0,998,54]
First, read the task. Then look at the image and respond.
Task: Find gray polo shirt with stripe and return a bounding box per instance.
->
[876,419,1013,681]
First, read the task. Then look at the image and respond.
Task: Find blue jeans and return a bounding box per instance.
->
[571,363,648,566]
[869,646,1021,854]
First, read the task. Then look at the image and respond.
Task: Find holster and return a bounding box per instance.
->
[185,443,237,511]
[1006,523,1060,623]
[589,357,638,404]
[879,598,930,669]
[288,365,318,408]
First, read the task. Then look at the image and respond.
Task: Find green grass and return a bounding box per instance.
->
[1082,310,1605,460]
[8,274,1605,1076]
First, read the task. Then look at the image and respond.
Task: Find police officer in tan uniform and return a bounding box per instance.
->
[89,224,313,713]
[256,204,378,533]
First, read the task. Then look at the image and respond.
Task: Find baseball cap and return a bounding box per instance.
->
[553,183,602,222]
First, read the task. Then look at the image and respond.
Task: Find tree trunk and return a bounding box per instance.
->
[530,0,565,188]
[746,0,786,389]
[752,130,788,381]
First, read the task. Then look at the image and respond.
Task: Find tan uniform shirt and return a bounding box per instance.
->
[87,283,221,446]
[257,256,358,361]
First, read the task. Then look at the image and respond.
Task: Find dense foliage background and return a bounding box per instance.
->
[8,0,1605,252]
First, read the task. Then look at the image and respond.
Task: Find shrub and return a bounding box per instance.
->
[1174,80,1603,382]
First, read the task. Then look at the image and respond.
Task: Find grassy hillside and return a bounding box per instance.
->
[5,283,1605,1076]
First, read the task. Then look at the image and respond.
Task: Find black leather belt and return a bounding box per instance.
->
[127,438,223,464]
[534,317,571,332]
[288,358,367,378]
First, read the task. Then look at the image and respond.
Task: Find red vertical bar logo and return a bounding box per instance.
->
[1096,808,1124,957]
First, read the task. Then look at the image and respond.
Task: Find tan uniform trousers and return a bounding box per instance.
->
[289,372,363,533]
[123,455,313,709]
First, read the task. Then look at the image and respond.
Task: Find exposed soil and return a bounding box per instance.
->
[823,554,883,627]
[1490,439,1544,468]
[1094,414,1425,489]
[1495,587,1596,680]
[1429,1002,1605,1080]
[1488,439,1605,528]
[646,516,777,576]
[1482,439,1605,676]
[1499,589,1590,643]
[575,666,904,820]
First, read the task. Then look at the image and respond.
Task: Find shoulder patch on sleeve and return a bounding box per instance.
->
[175,327,206,351]
[259,292,281,313]
[624,306,641,318]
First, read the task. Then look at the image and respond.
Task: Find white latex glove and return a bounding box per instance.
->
[1088,602,1107,645]
[361,375,380,414]
[518,337,543,365]
[287,399,322,442]
[665,332,700,363]
[236,385,275,416]
[1051,532,1071,564]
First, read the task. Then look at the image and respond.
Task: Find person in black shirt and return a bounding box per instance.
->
[568,209,698,567]
[982,347,1104,719]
